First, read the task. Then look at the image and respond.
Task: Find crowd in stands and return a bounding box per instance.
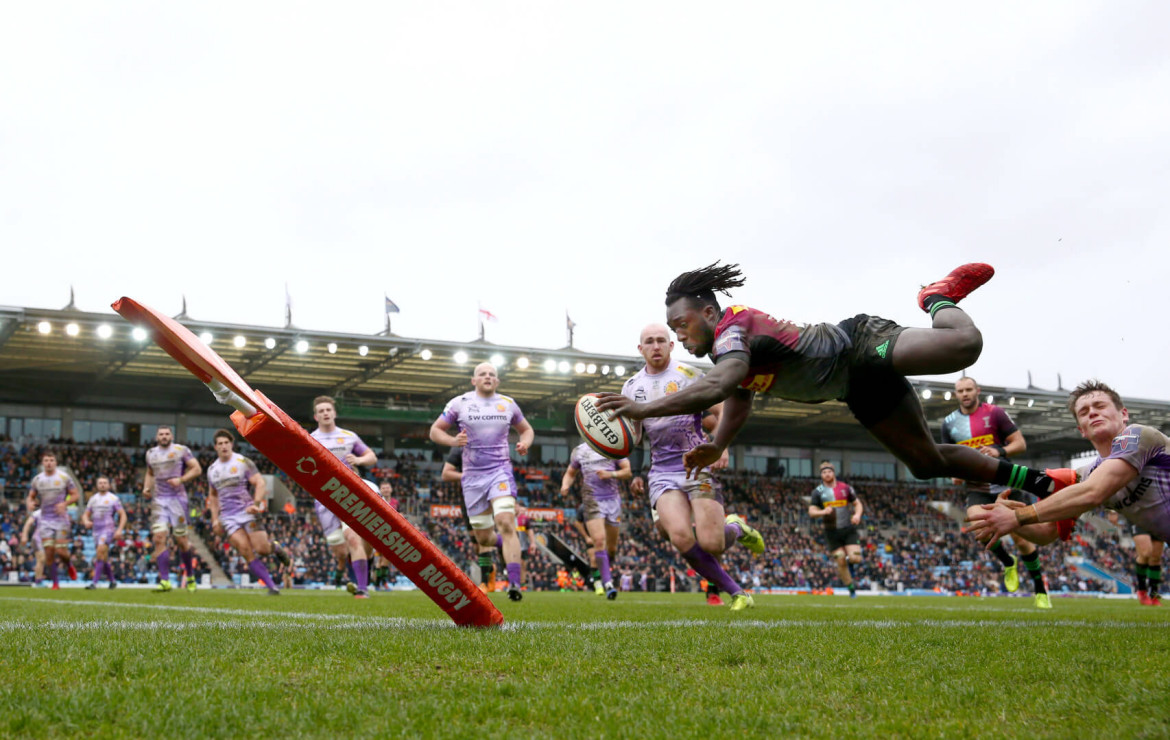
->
[0,439,1140,594]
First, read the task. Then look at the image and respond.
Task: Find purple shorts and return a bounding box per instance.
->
[39,516,71,546]
[314,500,341,536]
[221,511,258,538]
[93,526,117,547]
[462,469,517,517]
[580,493,621,526]
[151,495,190,535]
[647,469,723,511]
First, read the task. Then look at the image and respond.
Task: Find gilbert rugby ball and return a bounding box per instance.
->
[574,393,635,459]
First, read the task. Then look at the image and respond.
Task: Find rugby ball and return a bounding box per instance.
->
[574,393,635,459]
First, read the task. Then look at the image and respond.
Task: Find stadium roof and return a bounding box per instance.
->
[4,303,1170,456]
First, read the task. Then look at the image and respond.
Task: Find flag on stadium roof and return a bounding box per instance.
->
[384,296,400,315]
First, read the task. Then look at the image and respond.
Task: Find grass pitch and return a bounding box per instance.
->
[1,589,1167,739]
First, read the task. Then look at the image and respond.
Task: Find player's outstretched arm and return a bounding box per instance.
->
[966,459,1136,545]
[595,357,750,421]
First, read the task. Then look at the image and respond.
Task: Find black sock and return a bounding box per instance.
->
[478,553,493,585]
[923,295,957,318]
[1021,550,1046,594]
[1148,564,1162,597]
[989,541,1015,568]
[707,582,719,596]
[993,460,1060,498]
[1135,564,1148,592]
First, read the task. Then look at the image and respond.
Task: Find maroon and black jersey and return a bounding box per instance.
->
[710,305,853,402]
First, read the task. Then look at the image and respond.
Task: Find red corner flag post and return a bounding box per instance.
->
[112,297,503,628]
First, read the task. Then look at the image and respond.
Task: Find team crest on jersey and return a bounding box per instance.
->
[230,466,238,473]
[497,481,509,491]
[1112,433,1139,455]
[167,452,175,459]
[496,403,506,412]
[741,373,776,393]
[664,381,679,394]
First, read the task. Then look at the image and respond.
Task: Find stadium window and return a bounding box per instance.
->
[75,420,91,442]
[543,445,569,464]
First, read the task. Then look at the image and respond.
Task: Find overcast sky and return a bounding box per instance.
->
[2,3,1167,401]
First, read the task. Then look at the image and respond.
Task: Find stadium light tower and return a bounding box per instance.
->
[37,321,51,334]
[233,335,247,349]
[516,357,530,369]
[490,353,505,368]
[358,345,369,357]
[542,359,556,372]
[96,324,113,339]
[574,362,586,373]
[65,322,80,337]
[295,340,309,353]
[453,350,469,364]
[557,360,570,374]
[199,332,214,345]
[132,327,148,341]
[614,365,626,377]
[921,389,932,400]
[586,363,596,374]
[264,337,276,349]
[327,342,338,354]
[419,348,432,360]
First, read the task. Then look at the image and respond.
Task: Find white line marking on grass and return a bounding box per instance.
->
[0,599,1165,631]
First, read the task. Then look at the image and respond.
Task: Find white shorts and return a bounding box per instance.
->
[151,496,189,535]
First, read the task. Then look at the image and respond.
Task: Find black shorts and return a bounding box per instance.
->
[824,526,860,551]
[1130,521,1163,543]
[837,314,912,428]
[966,489,1036,508]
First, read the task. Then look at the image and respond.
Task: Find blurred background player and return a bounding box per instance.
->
[1109,512,1163,606]
[81,475,126,589]
[207,429,287,596]
[430,362,534,601]
[808,462,864,598]
[371,480,399,591]
[19,509,45,587]
[622,323,764,612]
[570,508,599,592]
[944,377,1050,608]
[143,425,202,592]
[561,442,630,599]
[309,395,377,596]
[26,450,79,590]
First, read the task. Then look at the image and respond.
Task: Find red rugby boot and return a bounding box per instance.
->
[918,263,995,313]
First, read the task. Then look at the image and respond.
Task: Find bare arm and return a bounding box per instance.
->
[701,402,724,434]
[207,487,221,524]
[429,418,466,448]
[65,481,80,507]
[609,459,633,481]
[440,463,463,483]
[711,388,754,450]
[19,516,34,544]
[116,506,128,534]
[807,505,832,518]
[980,430,1025,458]
[249,472,268,511]
[595,358,750,420]
[560,466,578,495]
[25,487,37,513]
[180,457,202,484]
[513,419,534,457]
[143,467,154,498]
[81,502,93,528]
[352,449,378,468]
[851,497,864,526]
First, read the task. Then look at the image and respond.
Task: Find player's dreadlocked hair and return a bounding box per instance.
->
[665,261,746,310]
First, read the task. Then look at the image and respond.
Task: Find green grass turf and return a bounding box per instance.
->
[1,589,1168,739]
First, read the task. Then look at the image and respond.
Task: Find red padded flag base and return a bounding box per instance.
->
[112,297,503,628]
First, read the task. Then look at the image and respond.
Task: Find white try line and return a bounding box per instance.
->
[0,598,1165,631]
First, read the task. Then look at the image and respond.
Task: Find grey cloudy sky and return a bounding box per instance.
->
[2,3,1167,400]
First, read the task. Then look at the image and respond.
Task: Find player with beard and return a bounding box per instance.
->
[143,426,202,592]
[27,451,80,589]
